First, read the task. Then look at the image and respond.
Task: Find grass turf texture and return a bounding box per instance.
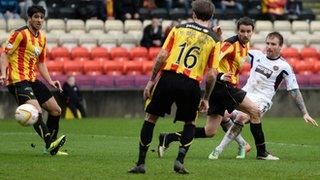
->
[0,117,319,179]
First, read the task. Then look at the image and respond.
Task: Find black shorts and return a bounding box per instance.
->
[145,71,201,122]
[208,80,246,116]
[7,80,53,105]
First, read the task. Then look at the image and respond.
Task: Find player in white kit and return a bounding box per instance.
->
[208,31,318,160]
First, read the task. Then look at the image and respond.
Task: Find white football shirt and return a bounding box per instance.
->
[243,50,299,103]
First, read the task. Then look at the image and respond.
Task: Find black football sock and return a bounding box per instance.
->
[194,127,207,138]
[221,119,233,132]
[33,113,51,148]
[176,124,195,164]
[166,132,182,145]
[137,121,155,165]
[250,123,266,156]
[46,115,60,141]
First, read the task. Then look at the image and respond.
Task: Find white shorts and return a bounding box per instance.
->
[231,93,272,119]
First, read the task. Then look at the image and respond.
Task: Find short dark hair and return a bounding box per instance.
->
[192,0,215,21]
[27,5,45,18]
[266,31,284,46]
[236,17,255,30]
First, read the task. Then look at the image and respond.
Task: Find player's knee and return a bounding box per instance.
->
[248,107,261,123]
[205,127,217,137]
[50,106,62,116]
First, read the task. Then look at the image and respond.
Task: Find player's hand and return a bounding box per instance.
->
[303,113,318,127]
[220,72,233,82]
[199,99,209,113]
[49,80,62,92]
[0,75,7,86]
[212,25,222,39]
[143,80,154,101]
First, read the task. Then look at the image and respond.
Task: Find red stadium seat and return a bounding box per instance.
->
[130,47,148,59]
[83,60,103,76]
[50,46,70,58]
[281,47,300,59]
[124,60,143,75]
[91,46,109,59]
[313,61,320,73]
[63,60,84,75]
[300,47,319,59]
[148,47,161,60]
[46,61,63,75]
[110,47,129,59]
[294,60,313,75]
[142,60,154,75]
[71,46,90,59]
[103,60,124,75]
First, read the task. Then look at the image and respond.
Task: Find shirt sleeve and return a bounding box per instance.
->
[219,41,234,60]
[4,31,23,55]
[284,63,299,91]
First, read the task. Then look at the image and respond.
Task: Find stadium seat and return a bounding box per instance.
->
[142,60,154,75]
[63,60,84,75]
[66,19,85,33]
[307,34,320,50]
[46,61,63,76]
[85,19,104,33]
[83,60,103,76]
[274,20,292,35]
[110,47,129,59]
[255,20,273,35]
[46,33,59,50]
[58,33,78,49]
[46,19,65,33]
[291,21,310,35]
[294,60,313,75]
[286,35,307,50]
[142,20,152,28]
[162,20,173,33]
[119,33,138,49]
[91,46,109,59]
[130,47,148,59]
[103,60,124,75]
[310,21,320,34]
[218,20,236,32]
[78,34,98,50]
[300,47,319,59]
[98,33,122,48]
[105,20,124,33]
[71,46,90,59]
[251,34,266,50]
[148,47,161,60]
[281,47,300,59]
[123,60,143,75]
[286,57,301,68]
[138,8,150,21]
[7,19,26,32]
[124,20,142,32]
[50,46,70,58]
[127,30,143,44]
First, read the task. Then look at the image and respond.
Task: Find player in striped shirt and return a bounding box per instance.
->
[129,0,220,174]
[0,5,66,155]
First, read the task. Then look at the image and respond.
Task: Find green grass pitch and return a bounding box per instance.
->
[0,117,319,179]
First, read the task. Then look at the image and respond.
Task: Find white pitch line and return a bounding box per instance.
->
[267,142,320,148]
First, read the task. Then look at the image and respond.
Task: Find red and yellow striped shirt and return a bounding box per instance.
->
[4,26,46,85]
[161,22,221,82]
[217,35,250,86]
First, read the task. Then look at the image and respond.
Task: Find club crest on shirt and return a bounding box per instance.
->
[6,43,13,49]
[273,65,279,71]
[34,46,40,57]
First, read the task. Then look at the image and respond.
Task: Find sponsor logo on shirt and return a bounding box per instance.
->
[255,65,273,78]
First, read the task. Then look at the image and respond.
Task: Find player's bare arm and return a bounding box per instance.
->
[37,62,62,92]
[289,89,318,126]
[143,49,169,100]
[199,68,217,112]
[0,53,8,86]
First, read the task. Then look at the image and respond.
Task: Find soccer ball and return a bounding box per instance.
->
[15,104,39,126]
